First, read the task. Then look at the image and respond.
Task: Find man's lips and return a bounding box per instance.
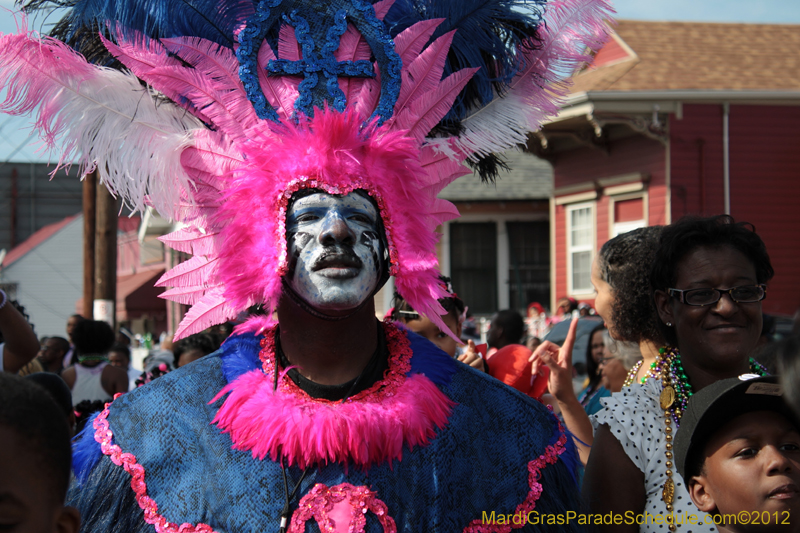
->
[311,253,364,272]
[768,483,799,499]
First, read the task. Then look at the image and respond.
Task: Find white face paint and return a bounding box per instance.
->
[285,191,384,311]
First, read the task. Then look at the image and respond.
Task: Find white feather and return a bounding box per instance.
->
[452,0,614,160]
[0,33,205,219]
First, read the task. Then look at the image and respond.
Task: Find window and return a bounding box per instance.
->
[567,203,594,294]
[449,222,497,314]
[507,221,550,310]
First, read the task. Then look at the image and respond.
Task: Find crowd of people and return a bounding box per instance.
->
[1,0,798,530]
[4,214,799,533]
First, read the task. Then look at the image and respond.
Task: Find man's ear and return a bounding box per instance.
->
[653,289,675,328]
[55,505,81,533]
[687,475,717,514]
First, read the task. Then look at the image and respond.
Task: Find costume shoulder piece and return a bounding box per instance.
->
[1,0,612,340]
[72,327,582,532]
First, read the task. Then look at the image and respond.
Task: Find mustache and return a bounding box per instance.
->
[310,245,364,271]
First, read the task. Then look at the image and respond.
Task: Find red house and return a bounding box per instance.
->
[532,20,800,317]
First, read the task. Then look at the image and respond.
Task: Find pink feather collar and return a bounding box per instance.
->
[211,322,455,469]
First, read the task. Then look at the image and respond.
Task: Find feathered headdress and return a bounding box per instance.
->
[0,0,612,339]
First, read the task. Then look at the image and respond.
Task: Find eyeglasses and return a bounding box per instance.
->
[667,284,767,306]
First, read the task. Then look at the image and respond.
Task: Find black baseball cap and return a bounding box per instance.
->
[674,375,799,480]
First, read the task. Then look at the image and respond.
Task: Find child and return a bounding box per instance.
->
[391,277,484,371]
[675,375,800,532]
[0,373,80,533]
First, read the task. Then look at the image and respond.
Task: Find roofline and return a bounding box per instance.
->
[565,89,800,105]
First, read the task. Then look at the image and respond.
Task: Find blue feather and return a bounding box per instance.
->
[384,0,547,122]
[72,411,104,485]
[219,333,263,384]
[59,0,254,49]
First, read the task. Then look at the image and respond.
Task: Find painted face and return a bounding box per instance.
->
[655,245,762,376]
[286,192,384,312]
[591,257,617,338]
[403,313,461,358]
[690,411,800,520]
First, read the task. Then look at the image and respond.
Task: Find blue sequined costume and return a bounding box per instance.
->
[71,330,581,532]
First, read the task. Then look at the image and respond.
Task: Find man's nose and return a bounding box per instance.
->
[319,211,356,245]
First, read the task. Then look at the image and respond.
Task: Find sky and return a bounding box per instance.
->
[2,0,800,161]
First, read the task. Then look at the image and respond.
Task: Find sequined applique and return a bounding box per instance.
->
[290,483,396,533]
[461,418,569,533]
[92,396,220,533]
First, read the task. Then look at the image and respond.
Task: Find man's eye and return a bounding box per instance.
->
[296,214,320,223]
[349,214,372,224]
[781,443,800,452]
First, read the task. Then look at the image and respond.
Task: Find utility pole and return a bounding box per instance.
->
[82,172,96,319]
[94,180,117,328]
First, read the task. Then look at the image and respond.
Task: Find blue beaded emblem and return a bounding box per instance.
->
[237,0,402,123]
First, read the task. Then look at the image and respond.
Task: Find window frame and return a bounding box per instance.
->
[566,201,595,296]
[608,191,649,238]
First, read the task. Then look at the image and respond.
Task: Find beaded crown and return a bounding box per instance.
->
[0,0,612,339]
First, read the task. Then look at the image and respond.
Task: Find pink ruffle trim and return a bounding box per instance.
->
[290,483,396,533]
[92,395,220,533]
[461,417,569,533]
[212,321,455,468]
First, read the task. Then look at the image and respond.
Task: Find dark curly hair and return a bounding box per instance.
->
[597,226,664,345]
[650,215,774,346]
[72,319,115,356]
[172,333,220,360]
[392,276,465,323]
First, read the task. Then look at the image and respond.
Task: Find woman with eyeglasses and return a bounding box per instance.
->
[583,215,773,532]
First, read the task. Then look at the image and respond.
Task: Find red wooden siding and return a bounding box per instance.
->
[615,197,643,222]
[729,105,800,316]
[669,104,726,217]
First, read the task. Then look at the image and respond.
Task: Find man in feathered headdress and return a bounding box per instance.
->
[1,0,612,530]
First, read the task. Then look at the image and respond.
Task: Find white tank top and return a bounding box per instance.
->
[72,362,113,404]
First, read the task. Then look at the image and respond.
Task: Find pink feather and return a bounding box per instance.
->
[158,285,207,305]
[371,0,395,19]
[159,227,219,256]
[394,30,456,115]
[393,19,445,67]
[256,41,298,121]
[174,288,247,339]
[156,255,218,288]
[99,33,213,125]
[278,23,302,62]
[160,37,260,132]
[211,370,454,469]
[395,67,478,140]
[335,0,395,104]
